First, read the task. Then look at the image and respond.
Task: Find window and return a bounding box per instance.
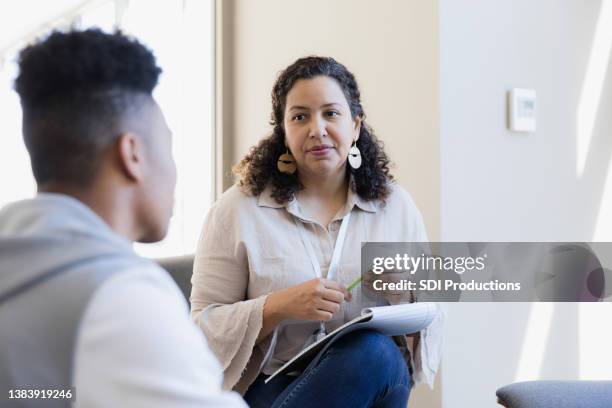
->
[0,0,215,258]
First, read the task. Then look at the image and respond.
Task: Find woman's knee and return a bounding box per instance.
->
[336,330,398,359]
[333,330,409,384]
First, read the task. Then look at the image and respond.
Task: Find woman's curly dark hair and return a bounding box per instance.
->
[234,56,393,204]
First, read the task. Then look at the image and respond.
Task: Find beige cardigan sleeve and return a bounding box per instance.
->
[190,201,268,391]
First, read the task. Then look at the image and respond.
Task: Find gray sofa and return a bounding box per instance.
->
[155,255,195,301]
[497,381,612,407]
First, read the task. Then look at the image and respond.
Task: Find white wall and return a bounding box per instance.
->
[440,0,612,406]
[440,0,612,242]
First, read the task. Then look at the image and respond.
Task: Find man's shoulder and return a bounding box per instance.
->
[73,257,249,408]
[76,260,190,352]
[90,259,183,305]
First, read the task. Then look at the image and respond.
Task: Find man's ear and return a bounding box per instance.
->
[116,132,145,182]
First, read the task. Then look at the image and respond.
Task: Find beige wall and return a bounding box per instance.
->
[216,0,440,245]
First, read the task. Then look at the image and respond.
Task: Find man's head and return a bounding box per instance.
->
[14,29,176,242]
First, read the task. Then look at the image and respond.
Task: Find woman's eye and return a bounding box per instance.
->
[292,114,306,121]
[325,111,339,117]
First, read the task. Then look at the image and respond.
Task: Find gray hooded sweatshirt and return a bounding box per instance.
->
[0,193,143,405]
[0,193,247,408]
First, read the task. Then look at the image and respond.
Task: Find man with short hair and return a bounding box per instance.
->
[0,29,246,407]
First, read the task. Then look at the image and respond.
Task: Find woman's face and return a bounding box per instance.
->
[283,75,361,180]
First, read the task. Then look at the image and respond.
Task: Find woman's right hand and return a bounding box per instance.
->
[265,278,352,323]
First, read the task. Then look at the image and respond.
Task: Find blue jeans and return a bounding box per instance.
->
[244,329,412,408]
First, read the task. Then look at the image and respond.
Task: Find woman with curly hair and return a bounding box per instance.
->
[191,56,443,407]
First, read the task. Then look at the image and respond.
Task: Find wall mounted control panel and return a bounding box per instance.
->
[508,88,537,132]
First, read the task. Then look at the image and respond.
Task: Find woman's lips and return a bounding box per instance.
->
[307,145,333,156]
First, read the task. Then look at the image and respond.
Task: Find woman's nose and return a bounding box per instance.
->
[308,115,327,138]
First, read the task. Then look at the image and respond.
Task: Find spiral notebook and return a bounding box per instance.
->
[265,302,437,383]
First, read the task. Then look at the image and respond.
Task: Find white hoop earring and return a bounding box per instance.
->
[348,141,362,169]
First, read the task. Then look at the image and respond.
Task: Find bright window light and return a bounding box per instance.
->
[579,303,612,379]
[593,161,612,241]
[576,0,612,177]
[0,58,33,202]
[0,0,215,258]
[513,302,554,381]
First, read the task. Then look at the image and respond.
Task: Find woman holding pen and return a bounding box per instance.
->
[190,57,443,407]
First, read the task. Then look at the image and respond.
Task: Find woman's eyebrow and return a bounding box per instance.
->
[288,102,343,112]
[321,102,342,108]
[288,105,310,112]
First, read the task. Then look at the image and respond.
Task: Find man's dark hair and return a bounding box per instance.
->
[14,29,162,186]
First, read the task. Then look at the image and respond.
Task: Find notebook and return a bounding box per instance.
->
[265,302,437,383]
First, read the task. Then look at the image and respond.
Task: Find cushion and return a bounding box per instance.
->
[497,381,612,408]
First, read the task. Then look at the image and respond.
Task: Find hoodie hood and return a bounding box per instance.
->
[0,193,134,302]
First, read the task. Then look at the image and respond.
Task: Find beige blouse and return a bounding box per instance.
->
[190,182,444,394]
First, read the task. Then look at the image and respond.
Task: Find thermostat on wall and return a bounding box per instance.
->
[508,88,536,132]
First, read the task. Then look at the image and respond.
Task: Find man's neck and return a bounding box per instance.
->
[39,183,136,242]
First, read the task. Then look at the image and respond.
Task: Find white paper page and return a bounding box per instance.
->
[265,302,437,383]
